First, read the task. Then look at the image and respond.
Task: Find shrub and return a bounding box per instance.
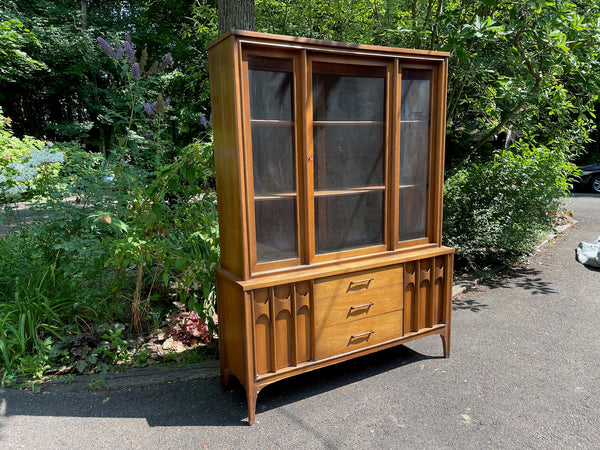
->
[443,140,575,271]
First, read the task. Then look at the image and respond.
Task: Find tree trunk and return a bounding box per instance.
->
[81,0,89,29]
[218,0,255,35]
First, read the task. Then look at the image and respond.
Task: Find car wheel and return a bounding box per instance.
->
[590,174,600,194]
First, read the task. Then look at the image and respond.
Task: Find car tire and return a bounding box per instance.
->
[590,174,600,194]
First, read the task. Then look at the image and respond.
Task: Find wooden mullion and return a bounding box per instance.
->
[384,61,393,252]
[305,54,316,264]
[391,59,401,249]
[240,51,258,276]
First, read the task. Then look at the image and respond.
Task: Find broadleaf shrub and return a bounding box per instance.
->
[443,141,575,271]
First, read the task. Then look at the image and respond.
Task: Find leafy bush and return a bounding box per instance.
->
[0,107,65,202]
[443,141,575,271]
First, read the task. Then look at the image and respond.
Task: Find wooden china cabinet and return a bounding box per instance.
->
[208,30,454,424]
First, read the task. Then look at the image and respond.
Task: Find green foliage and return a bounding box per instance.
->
[0,0,215,149]
[443,141,576,269]
[0,13,46,83]
[0,233,101,379]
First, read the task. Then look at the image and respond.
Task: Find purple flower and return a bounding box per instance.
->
[132,63,140,79]
[164,98,171,107]
[124,41,136,63]
[143,102,154,115]
[199,113,207,125]
[152,101,158,111]
[97,37,115,59]
[115,42,123,61]
[209,113,212,123]
[159,52,173,70]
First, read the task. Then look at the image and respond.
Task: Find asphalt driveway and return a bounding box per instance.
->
[1,193,599,448]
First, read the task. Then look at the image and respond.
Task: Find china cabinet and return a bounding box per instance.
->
[208,30,454,424]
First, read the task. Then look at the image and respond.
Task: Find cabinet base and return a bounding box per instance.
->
[222,325,450,425]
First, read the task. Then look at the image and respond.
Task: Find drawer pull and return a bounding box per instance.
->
[351,330,375,339]
[350,302,375,310]
[349,277,374,285]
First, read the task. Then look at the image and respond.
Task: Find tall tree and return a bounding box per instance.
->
[218,0,254,35]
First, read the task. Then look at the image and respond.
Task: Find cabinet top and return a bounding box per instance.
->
[208,29,449,59]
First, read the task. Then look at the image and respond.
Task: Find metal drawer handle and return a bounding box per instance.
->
[351,330,375,339]
[350,302,375,310]
[349,277,374,285]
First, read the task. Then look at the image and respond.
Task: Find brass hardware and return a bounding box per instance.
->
[351,330,375,339]
[350,302,375,310]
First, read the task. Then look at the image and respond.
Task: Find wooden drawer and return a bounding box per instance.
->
[314,284,402,329]
[313,265,403,301]
[314,309,403,360]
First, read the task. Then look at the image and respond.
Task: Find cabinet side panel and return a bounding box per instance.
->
[216,274,248,385]
[209,37,246,278]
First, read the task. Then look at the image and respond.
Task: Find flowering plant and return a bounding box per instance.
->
[96,36,176,169]
[0,108,65,201]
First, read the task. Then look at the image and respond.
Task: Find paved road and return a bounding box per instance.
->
[1,194,599,448]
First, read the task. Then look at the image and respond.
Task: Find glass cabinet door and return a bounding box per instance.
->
[247,56,298,264]
[398,68,432,242]
[312,63,387,255]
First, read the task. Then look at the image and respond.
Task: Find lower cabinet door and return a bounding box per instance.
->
[314,309,403,360]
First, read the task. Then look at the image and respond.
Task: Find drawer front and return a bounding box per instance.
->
[314,309,403,360]
[313,284,402,329]
[314,265,403,301]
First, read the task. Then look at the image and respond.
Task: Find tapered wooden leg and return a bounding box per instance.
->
[246,386,258,425]
[220,367,229,390]
[441,330,451,358]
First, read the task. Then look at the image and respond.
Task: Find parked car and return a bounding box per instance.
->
[575,163,600,194]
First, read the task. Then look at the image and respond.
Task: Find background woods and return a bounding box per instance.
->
[1,0,599,382]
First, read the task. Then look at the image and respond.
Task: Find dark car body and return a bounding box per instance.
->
[576,163,600,193]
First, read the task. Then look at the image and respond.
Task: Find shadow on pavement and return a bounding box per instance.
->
[1,345,436,427]
[452,296,489,312]
[482,266,557,296]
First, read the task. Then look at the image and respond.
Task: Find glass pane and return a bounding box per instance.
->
[248,58,293,120]
[399,187,426,241]
[401,71,430,121]
[399,69,431,242]
[313,73,385,121]
[400,122,428,185]
[252,123,295,195]
[313,124,384,190]
[315,192,384,254]
[255,198,298,263]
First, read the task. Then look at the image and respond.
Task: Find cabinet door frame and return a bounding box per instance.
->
[306,54,394,264]
[241,47,305,274]
[393,60,447,250]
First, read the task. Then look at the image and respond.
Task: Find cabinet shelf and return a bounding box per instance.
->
[251,119,294,126]
[313,120,385,126]
[398,183,426,189]
[314,186,385,197]
[254,192,297,200]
